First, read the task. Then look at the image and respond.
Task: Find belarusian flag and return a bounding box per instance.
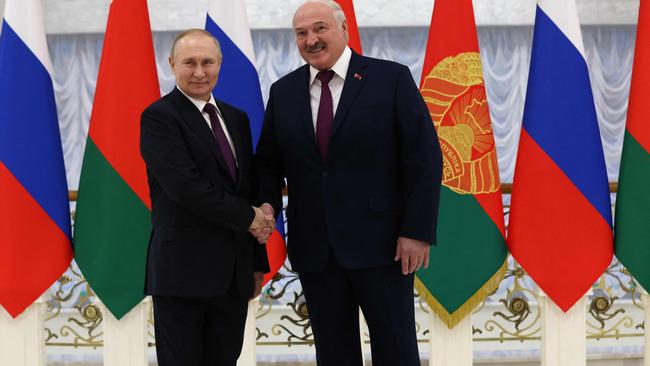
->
[416,0,507,328]
[74,0,159,319]
[334,0,362,54]
[615,0,650,290]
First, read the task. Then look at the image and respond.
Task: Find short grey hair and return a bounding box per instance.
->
[170,29,222,62]
[302,0,347,26]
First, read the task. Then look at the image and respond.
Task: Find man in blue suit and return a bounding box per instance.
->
[254,1,442,365]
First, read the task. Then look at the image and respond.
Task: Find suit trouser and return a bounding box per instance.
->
[299,254,420,366]
[152,283,248,366]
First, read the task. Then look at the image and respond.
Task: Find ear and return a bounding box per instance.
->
[342,20,349,41]
[168,56,175,70]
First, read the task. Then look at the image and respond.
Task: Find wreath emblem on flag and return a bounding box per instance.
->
[421,52,501,195]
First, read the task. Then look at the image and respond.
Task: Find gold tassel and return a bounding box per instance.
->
[415,258,508,329]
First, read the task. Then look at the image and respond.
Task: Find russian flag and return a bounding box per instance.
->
[507,0,613,311]
[0,0,73,317]
[205,0,286,286]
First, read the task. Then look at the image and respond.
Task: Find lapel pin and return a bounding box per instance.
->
[354,73,362,80]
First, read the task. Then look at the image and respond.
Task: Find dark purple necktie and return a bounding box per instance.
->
[316,70,335,160]
[203,103,237,180]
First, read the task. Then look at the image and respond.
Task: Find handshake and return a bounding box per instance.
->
[248,203,275,244]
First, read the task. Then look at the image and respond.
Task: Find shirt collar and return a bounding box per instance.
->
[176,86,219,115]
[309,46,352,85]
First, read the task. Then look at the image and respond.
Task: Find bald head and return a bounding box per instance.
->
[293,0,346,27]
[170,29,222,63]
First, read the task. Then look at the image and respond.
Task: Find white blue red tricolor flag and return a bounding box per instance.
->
[0,0,73,317]
[205,0,286,286]
[507,0,613,311]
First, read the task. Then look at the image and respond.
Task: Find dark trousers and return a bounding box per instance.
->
[299,255,420,366]
[152,284,248,366]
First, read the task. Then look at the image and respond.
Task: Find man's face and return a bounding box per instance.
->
[169,33,221,101]
[293,3,349,71]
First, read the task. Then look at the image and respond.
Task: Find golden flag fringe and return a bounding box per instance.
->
[415,259,507,329]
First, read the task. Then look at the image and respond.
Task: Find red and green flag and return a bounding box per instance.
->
[74,0,159,319]
[615,0,650,290]
[416,0,508,328]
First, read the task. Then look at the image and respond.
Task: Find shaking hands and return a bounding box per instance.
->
[248,203,275,244]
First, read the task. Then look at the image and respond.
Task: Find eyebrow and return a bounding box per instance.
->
[179,56,217,62]
[295,21,329,30]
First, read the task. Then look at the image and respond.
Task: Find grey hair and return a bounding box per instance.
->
[302,0,347,26]
[170,29,222,62]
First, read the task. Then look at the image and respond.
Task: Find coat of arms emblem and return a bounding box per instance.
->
[421,52,501,195]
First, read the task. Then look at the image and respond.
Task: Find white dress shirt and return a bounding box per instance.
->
[308,46,352,132]
[177,87,238,164]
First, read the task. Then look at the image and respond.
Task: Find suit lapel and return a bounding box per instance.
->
[169,88,233,183]
[331,52,368,141]
[297,65,317,147]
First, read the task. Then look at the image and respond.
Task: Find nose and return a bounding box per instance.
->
[193,66,206,79]
[305,32,318,46]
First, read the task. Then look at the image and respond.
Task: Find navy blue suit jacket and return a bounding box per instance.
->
[254,52,442,272]
[140,87,269,298]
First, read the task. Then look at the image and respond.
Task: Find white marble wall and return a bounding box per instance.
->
[0,0,641,34]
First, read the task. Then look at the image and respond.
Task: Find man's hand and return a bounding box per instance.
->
[251,271,264,299]
[260,203,275,222]
[248,204,275,244]
[394,236,430,275]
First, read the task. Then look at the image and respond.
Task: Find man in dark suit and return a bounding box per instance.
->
[254,1,443,365]
[140,29,272,366]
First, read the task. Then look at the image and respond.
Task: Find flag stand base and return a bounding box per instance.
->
[428,311,472,366]
[237,298,259,366]
[0,299,46,366]
[540,292,587,366]
[100,298,149,366]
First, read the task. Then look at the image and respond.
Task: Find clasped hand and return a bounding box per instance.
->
[248,203,275,244]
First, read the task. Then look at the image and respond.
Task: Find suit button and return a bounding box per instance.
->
[322,171,328,177]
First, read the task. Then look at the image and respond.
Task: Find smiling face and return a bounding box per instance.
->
[169,32,222,101]
[292,2,349,71]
